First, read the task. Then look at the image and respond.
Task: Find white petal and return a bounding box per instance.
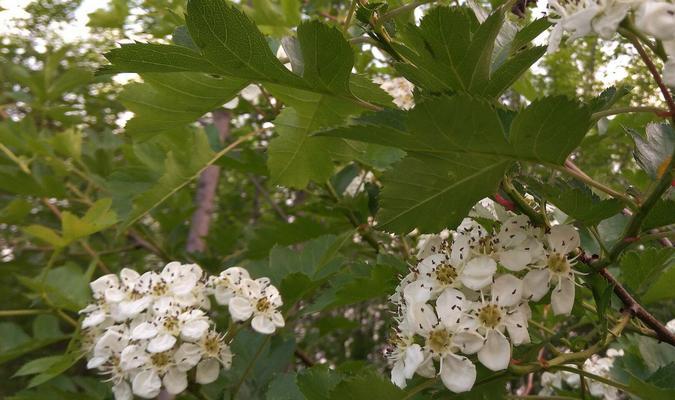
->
[163,367,188,395]
[147,333,177,353]
[228,297,253,321]
[547,22,563,53]
[403,279,434,305]
[406,303,438,335]
[416,356,436,378]
[548,225,579,254]
[112,381,132,400]
[440,354,477,393]
[523,269,551,301]
[506,312,530,345]
[82,310,107,329]
[120,344,149,370]
[499,249,531,271]
[416,235,444,259]
[271,311,285,327]
[119,268,140,289]
[478,330,511,371]
[181,319,210,342]
[131,321,158,340]
[551,277,575,316]
[90,274,119,297]
[460,256,497,290]
[224,266,250,281]
[391,361,407,389]
[104,287,125,303]
[174,342,202,371]
[118,297,151,319]
[86,356,107,369]
[492,274,523,307]
[435,288,465,329]
[403,344,424,379]
[132,369,162,399]
[453,331,485,354]
[252,315,276,334]
[196,358,220,384]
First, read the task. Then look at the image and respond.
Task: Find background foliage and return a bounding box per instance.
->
[0,0,673,399]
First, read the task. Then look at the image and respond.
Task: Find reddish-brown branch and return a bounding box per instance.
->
[598,267,675,346]
[186,109,231,253]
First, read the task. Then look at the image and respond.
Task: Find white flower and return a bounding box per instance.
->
[461,290,531,371]
[548,0,601,52]
[131,308,210,353]
[522,225,580,315]
[635,1,675,40]
[422,326,477,393]
[194,330,233,384]
[208,266,250,305]
[112,381,132,400]
[130,350,189,397]
[228,278,285,334]
[386,334,425,389]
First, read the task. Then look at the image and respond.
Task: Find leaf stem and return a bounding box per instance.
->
[402,377,438,399]
[590,106,670,120]
[343,0,358,33]
[380,0,435,22]
[502,177,548,227]
[550,365,631,394]
[551,161,637,209]
[0,309,50,317]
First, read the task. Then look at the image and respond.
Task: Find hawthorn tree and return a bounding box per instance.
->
[0,0,674,399]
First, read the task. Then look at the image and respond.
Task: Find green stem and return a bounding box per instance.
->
[591,106,670,120]
[550,365,632,394]
[552,163,637,209]
[343,0,357,33]
[503,177,548,227]
[380,0,435,22]
[505,396,580,400]
[0,309,50,317]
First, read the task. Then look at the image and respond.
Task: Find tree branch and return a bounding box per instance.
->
[186,109,231,253]
[597,267,675,346]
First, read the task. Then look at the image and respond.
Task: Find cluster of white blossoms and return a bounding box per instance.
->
[547,0,675,87]
[386,206,582,393]
[540,349,624,399]
[80,262,284,400]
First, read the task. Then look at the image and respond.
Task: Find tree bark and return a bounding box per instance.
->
[186,109,231,253]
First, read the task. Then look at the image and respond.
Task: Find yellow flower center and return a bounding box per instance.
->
[436,263,458,285]
[478,304,502,329]
[427,328,452,354]
[256,297,271,313]
[151,351,171,368]
[547,253,570,275]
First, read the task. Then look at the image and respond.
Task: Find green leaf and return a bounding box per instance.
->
[642,198,675,230]
[326,368,404,400]
[319,95,590,232]
[297,20,352,95]
[18,263,90,312]
[118,72,247,141]
[642,265,675,304]
[245,0,301,37]
[509,95,591,164]
[297,365,344,400]
[14,356,63,377]
[109,129,231,229]
[27,351,85,388]
[185,0,305,87]
[51,130,82,161]
[619,248,674,295]
[0,198,32,224]
[61,198,117,242]
[101,43,222,75]
[589,85,632,112]
[393,6,541,97]
[628,123,674,179]
[523,178,623,225]
[267,87,359,188]
[22,225,67,248]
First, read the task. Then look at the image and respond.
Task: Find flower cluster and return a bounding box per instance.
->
[547,0,675,86]
[386,204,581,393]
[540,349,624,399]
[80,262,284,400]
